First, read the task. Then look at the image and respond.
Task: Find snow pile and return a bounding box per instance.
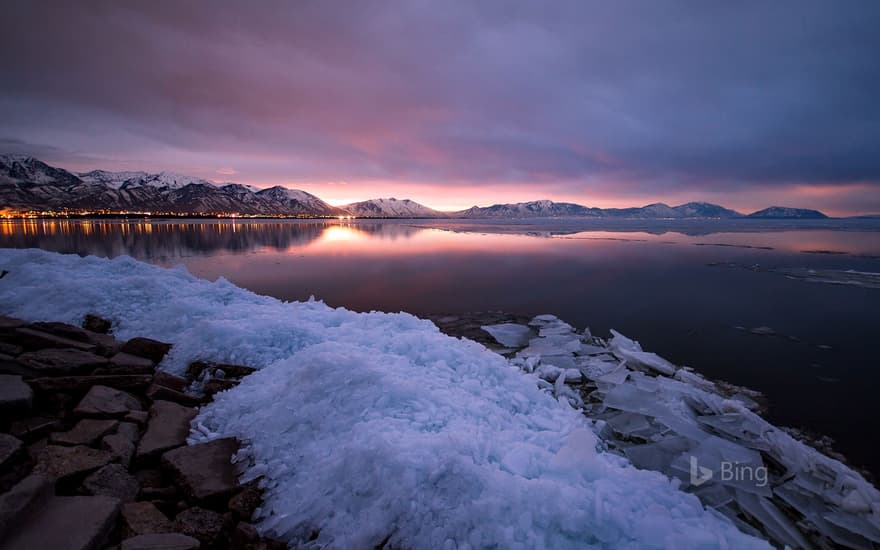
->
[0,249,768,549]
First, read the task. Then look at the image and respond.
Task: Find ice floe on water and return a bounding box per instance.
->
[489,316,880,549]
[0,249,875,548]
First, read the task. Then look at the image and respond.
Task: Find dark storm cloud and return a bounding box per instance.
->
[1,0,879,208]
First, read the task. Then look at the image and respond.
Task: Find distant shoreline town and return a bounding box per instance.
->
[0,154,844,220]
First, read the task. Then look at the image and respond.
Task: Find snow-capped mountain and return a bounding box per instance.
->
[746,206,828,219]
[342,198,444,218]
[456,200,602,218]
[0,155,830,219]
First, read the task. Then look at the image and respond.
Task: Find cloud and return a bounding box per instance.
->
[0,1,879,213]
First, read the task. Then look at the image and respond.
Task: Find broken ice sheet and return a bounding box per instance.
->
[480,323,534,347]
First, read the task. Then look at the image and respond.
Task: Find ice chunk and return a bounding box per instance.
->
[480,323,534,348]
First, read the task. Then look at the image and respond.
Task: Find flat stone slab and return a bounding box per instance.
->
[104,352,156,374]
[49,419,119,446]
[152,371,188,392]
[16,348,110,375]
[9,416,58,440]
[74,385,143,418]
[0,494,120,550]
[33,444,114,483]
[14,327,97,352]
[30,374,153,393]
[0,433,23,469]
[0,374,33,414]
[162,438,240,503]
[119,337,172,363]
[121,501,174,536]
[136,400,197,461]
[121,533,200,550]
[146,383,200,406]
[82,463,140,502]
[0,475,54,540]
[174,506,226,547]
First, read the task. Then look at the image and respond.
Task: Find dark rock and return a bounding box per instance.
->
[0,493,121,550]
[146,384,201,406]
[125,410,150,426]
[49,418,119,446]
[121,501,174,536]
[140,486,178,500]
[228,482,263,521]
[153,371,189,392]
[188,361,256,380]
[173,506,227,548]
[74,385,143,418]
[0,374,33,414]
[98,352,156,375]
[25,437,48,462]
[29,374,153,393]
[0,315,26,331]
[0,342,23,356]
[83,314,112,334]
[102,432,136,468]
[17,347,109,375]
[33,444,114,483]
[14,327,97,352]
[29,321,94,342]
[0,433,26,492]
[232,521,260,545]
[136,401,197,462]
[8,416,58,441]
[82,463,140,502]
[0,475,54,540]
[120,338,172,364]
[120,533,200,550]
[133,468,165,488]
[116,421,141,441]
[204,378,239,397]
[161,438,240,504]
[0,354,38,377]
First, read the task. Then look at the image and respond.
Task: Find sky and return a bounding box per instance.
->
[1,1,879,215]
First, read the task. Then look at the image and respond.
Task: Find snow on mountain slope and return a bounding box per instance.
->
[342,197,443,217]
[0,248,769,550]
[457,200,602,218]
[0,154,82,186]
[255,186,343,216]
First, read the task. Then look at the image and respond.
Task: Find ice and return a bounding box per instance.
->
[0,249,769,550]
[480,323,533,348]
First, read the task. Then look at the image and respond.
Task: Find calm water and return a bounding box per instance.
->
[3,218,879,475]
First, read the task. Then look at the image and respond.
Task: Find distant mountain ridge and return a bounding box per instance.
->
[0,154,831,219]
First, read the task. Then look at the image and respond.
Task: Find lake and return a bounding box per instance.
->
[2,217,879,477]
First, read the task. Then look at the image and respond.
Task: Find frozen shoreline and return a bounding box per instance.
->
[1,249,878,548]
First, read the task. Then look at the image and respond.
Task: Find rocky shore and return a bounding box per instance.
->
[0,314,282,550]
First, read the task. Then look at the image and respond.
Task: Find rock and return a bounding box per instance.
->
[83,314,112,334]
[0,493,121,550]
[161,438,240,503]
[0,342,23,355]
[13,327,97,352]
[188,361,256,380]
[0,374,33,414]
[0,315,26,331]
[29,321,94,342]
[133,468,165,488]
[0,354,38,377]
[146,384,201,406]
[136,401,197,462]
[153,371,189,392]
[102,433,136,468]
[120,533,200,550]
[82,463,140,502]
[74,385,143,418]
[0,434,25,492]
[121,501,174,536]
[173,506,227,548]
[228,482,263,521]
[204,378,238,397]
[232,521,260,546]
[99,352,156,375]
[29,374,153,393]
[8,416,58,441]
[17,347,109,375]
[33,444,114,483]
[140,486,177,500]
[125,410,150,426]
[50,419,119,447]
[120,338,172,363]
[0,475,54,540]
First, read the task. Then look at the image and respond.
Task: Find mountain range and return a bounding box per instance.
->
[0,154,830,219]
